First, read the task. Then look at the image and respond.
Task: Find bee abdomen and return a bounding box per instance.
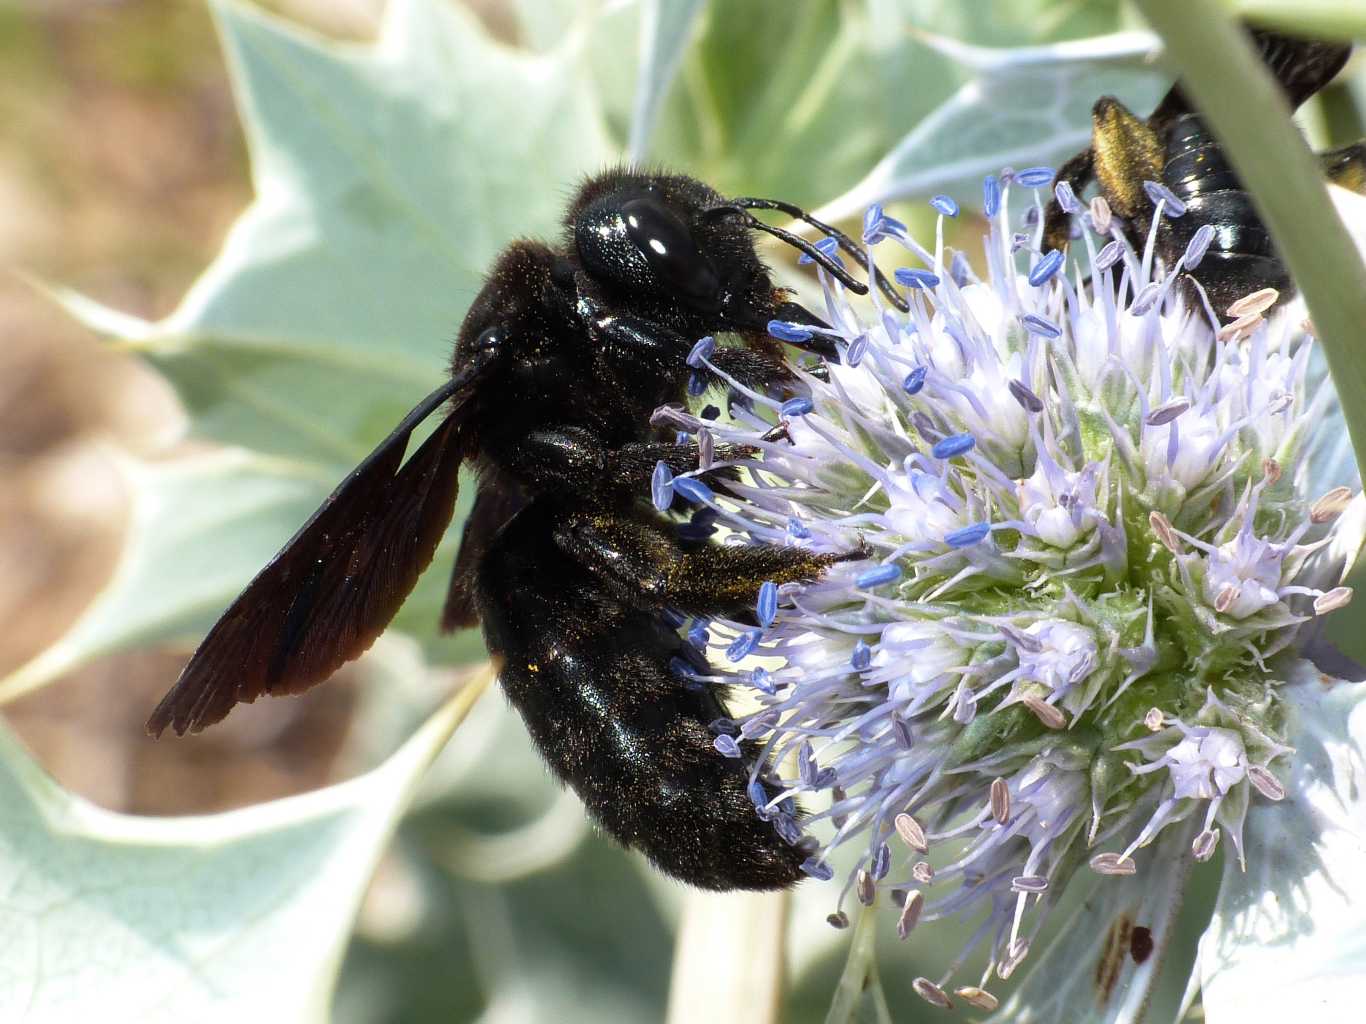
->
[477,502,805,891]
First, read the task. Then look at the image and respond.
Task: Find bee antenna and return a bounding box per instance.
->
[725,196,909,312]
[704,204,873,304]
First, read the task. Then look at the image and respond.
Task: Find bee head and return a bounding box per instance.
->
[565,169,867,335]
[567,171,737,321]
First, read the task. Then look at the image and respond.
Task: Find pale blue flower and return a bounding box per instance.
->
[665,172,1366,1013]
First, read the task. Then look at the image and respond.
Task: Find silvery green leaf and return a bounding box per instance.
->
[0,449,481,707]
[1297,494,1366,681]
[1309,187,1366,670]
[869,0,1133,45]
[59,0,613,467]
[0,680,487,1023]
[910,26,1159,71]
[18,0,616,703]
[1304,342,1358,503]
[812,32,1167,223]
[509,0,584,52]
[620,3,1143,213]
[1199,663,1366,1020]
[509,0,641,144]
[0,448,325,704]
[337,824,678,1023]
[415,695,589,877]
[629,0,705,162]
[648,1,956,204]
[986,825,1197,1024]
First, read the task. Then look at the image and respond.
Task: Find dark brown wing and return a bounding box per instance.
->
[147,380,468,737]
[440,477,529,632]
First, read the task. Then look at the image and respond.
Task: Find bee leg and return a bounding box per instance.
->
[595,311,832,394]
[497,426,755,498]
[1088,96,1165,226]
[554,509,854,619]
[593,314,694,381]
[705,344,799,394]
[1043,146,1095,253]
[692,333,836,394]
[478,501,805,890]
[1321,141,1366,195]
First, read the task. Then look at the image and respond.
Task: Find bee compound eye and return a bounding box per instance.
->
[619,197,721,305]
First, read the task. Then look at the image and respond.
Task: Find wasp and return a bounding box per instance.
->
[146,169,890,890]
[1044,27,1366,315]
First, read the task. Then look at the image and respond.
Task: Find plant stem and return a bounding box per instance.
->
[666,889,789,1024]
[824,906,892,1024]
[1235,0,1366,41]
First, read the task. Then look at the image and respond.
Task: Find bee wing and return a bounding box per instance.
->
[147,377,472,737]
[440,479,528,632]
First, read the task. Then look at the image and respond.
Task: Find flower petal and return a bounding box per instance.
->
[1199,661,1366,1018]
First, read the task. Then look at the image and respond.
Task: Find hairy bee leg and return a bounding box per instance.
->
[478,501,805,890]
[592,314,693,380]
[706,345,797,393]
[1088,96,1165,225]
[1321,141,1366,194]
[497,427,752,496]
[554,510,846,619]
[1043,146,1095,253]
[614,439,761,491]
[599,300,839,372]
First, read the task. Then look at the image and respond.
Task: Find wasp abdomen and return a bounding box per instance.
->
[1161,112,1292,312]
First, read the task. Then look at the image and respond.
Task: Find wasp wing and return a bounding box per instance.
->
[147,379,469,737]
[1148,29,1351,133]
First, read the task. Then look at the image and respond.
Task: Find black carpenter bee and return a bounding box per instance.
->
[146,169,889,890]
[1043,27,1366,316]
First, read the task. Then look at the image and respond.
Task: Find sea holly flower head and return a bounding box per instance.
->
[661,171,1366,1009]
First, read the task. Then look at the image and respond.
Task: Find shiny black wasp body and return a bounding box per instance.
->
[1044,27,1366,315]
[146,169,882,890]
